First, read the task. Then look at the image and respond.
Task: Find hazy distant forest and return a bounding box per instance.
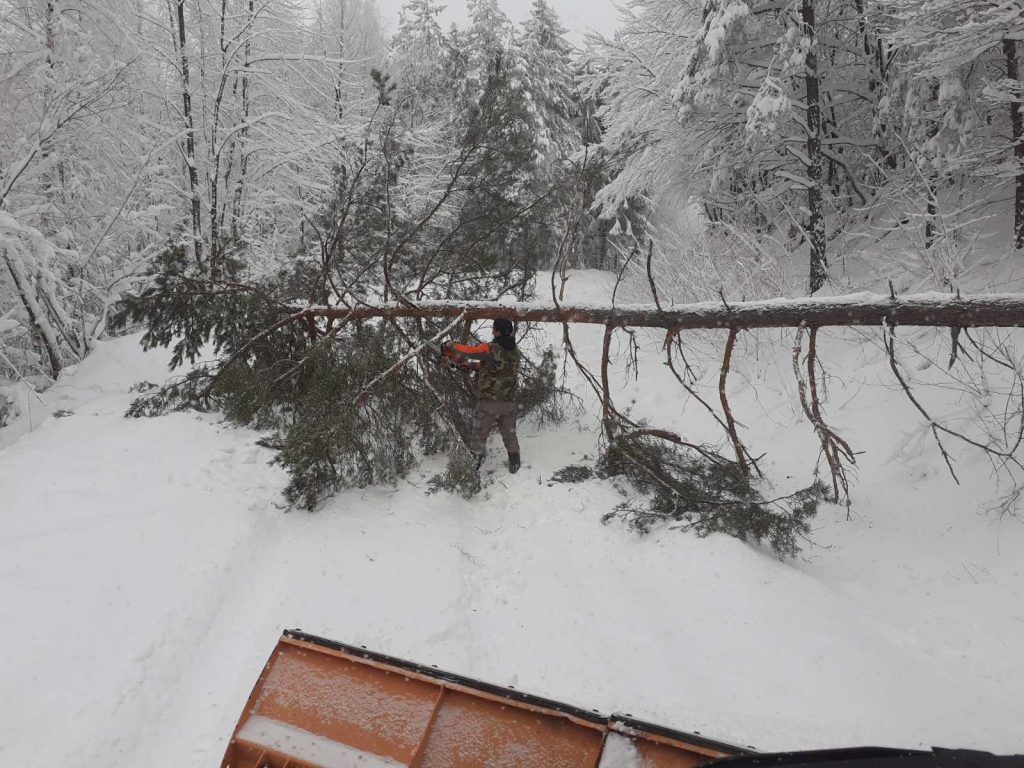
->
[5,0,1024,384]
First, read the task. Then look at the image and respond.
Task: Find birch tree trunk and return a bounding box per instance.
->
[2,246,63,377]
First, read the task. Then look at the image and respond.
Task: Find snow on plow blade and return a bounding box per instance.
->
[221,630,749,768]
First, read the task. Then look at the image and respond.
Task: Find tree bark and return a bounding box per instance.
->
[207,0,230,278]
[294,292,1024,330]
[231,0,255,242]
[600,324,615,439]
[719,328,749,475]
[801,0,828,293]
[334,0,346,122]
[1003,38,1024,250]
[172,0,203,265]
[925,177,938,251]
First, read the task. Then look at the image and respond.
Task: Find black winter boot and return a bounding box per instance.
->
[508,452,520,474]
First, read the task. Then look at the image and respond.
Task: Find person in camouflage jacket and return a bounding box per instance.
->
[443,318,521,474]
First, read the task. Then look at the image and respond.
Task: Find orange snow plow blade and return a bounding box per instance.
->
[221,630,750,768]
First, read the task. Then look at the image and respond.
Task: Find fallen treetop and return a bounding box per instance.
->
[294,291,1024,330]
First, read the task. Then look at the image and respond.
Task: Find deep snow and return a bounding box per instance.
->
[1,272,1023,767]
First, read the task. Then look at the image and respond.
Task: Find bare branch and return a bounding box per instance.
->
[354,312,467,405]
[720,328,749,476]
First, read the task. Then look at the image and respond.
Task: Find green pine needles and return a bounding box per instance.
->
[599,428,827,558]
[114,248,565,509]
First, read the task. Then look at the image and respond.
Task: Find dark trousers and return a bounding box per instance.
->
[470,399,519,455]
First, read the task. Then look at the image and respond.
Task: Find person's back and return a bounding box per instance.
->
[475,341,520,402]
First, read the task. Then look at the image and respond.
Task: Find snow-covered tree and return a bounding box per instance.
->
[466,0,515,76]
[673,0,844,290]
[890,1,1024,249]
[583,0,708,276]
[590,0,913,293]
[133,0,389,272]
[0,0,152,378]
[313,0,386,121]
[0,0,391,387]
[520,0,580,164]
[390,0,450,111]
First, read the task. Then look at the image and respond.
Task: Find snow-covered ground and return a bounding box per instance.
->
[1,272,1023,767]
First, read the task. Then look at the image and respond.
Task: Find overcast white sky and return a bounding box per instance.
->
[375,0,622,44]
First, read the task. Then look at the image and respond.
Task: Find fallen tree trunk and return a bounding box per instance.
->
[296,291,1024,329]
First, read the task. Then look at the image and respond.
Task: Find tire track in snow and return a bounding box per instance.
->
[436,466,541,684]
[101,441,288,768]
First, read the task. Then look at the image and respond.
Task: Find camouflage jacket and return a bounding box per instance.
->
[449,341,520,401]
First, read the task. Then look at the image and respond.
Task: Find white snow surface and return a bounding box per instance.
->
[598,733,644,768]
[237,716,402,767]
[1,271,1023,767]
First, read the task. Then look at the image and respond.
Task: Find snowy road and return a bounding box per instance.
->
[3,299,1024,765]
